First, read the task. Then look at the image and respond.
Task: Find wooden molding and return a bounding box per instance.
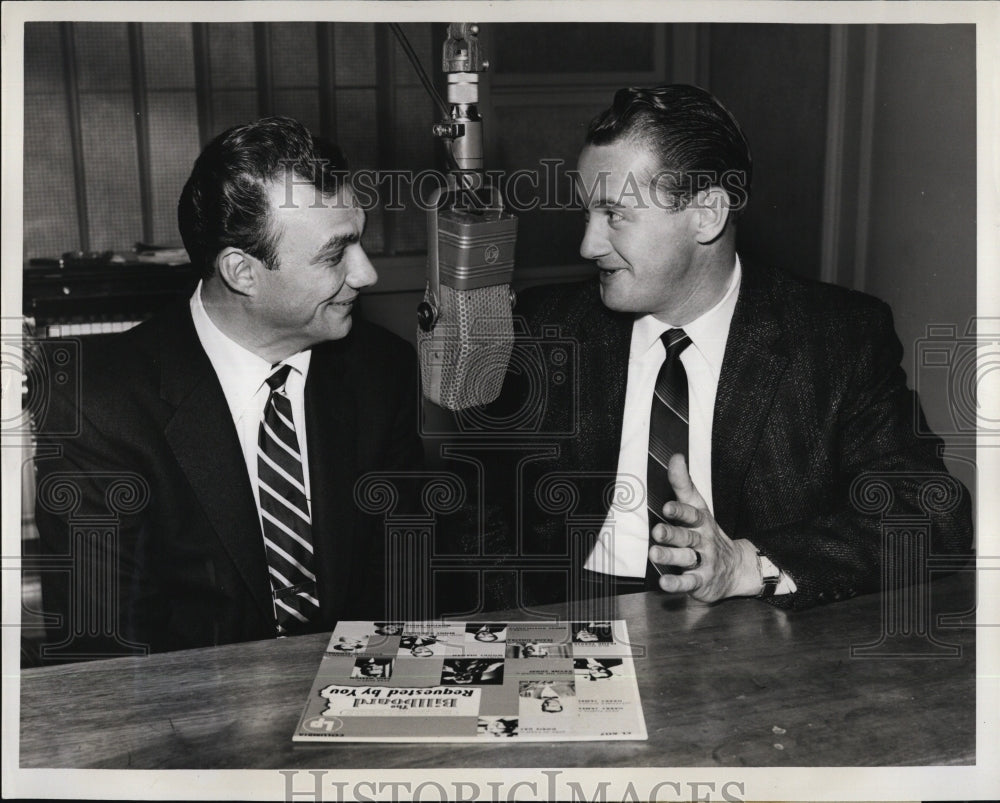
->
[60,23,90,252]
[191,24,214,147]
[853,25,879,294]
[820,25,849,286]
[253,23,274,118]
[128,23,154,245]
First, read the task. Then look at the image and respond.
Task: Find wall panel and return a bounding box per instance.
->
[147,93,201,244]
[143,23,196,90]
[208,24,256,89]
[490,23,660,81]
[78,96,143,251]
[481,23,668,271]
[23,22,78,259]
[862,24,976,494]
[707,24,830,280]
[24,21,65,94]
[74,23,142,252]
[74,23,132,91]
[334,24,376,86]
[21,21,435,260]
[336,87,383,251]
[143,24,199,245]
[23,96,80,259]
[271,23,319,87]
[272,90,322,135]
[491,101,597,269]
[392,85,435,253]
[210,89,259,134]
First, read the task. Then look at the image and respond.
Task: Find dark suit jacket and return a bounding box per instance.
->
[447,261,973,611]
[34,304,423,659]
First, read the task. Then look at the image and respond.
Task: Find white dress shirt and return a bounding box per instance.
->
[583,256,796,596]
[584,258,741,578]
[190,282,313,520]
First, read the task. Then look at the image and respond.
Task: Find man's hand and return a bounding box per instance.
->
[649,454,761,602]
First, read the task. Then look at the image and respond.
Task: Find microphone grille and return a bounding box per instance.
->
[418,283,514,410]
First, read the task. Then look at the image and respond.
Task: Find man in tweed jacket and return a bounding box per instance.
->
[451,85,972,612]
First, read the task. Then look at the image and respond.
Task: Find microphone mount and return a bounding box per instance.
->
[435,23,488,179]
[419,22,515,332]
[410,23,519,409]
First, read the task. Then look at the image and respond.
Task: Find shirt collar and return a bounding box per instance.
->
[630,255,742,380]
[190,281,311,421]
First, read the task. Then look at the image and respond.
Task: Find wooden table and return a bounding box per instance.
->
[18,573,975,769]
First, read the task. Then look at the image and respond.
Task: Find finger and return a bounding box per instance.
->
[667,453,708,510]
[649,545,701,570]
[650,522,697,548]
[660,499,704,527]
[658,571,699,594]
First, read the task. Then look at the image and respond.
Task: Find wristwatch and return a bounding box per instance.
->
[757,551,780,599]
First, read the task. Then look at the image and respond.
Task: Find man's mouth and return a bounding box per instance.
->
[330,295,358,306]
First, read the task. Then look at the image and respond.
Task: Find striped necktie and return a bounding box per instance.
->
[646,329,690,587]
[257,363,320,634]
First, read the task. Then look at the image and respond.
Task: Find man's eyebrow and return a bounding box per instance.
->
[580,198,627,211]
[310,232,360,263]
[574,182,626,210]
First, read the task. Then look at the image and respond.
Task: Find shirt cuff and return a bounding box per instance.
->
[758,552,797,595]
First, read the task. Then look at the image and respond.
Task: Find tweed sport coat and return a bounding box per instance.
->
[447,260,973,611]
[34,303,423,659]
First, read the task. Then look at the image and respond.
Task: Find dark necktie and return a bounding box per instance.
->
[645,329,691,587]
[257,364,320,634]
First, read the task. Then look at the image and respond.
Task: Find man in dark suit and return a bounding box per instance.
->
[451,85,972,611]
[34,117,423,660]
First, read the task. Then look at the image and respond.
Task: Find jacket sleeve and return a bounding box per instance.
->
[750,303,974,609]
[33,375,164,662]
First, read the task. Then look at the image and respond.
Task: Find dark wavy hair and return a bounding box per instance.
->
[178,117,348,278]
[586,84,752,218]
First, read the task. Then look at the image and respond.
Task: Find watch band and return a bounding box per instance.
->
[757,551,780,599]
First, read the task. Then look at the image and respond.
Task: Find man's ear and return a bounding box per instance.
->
[215,248,259,296]
[693,187,732,245]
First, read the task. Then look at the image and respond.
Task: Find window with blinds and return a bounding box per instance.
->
[22,21,438,261]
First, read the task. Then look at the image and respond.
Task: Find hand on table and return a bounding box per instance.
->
[649,454,761,602]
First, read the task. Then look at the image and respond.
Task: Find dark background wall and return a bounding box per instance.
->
[863,26,978,493]
[20,21,977,490]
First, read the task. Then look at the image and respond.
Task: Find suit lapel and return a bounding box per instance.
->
[304,339,356,624]
[159,307,275,625]
[577,288,631,474]
[712,263,790,536]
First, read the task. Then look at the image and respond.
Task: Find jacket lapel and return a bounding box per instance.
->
[159,307,275,625]
[303,338,356,624]
[711,263,790,536]
[577,288,631,474]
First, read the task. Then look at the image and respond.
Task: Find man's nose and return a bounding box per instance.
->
[579,217,611,261]
[347,246,378,288]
